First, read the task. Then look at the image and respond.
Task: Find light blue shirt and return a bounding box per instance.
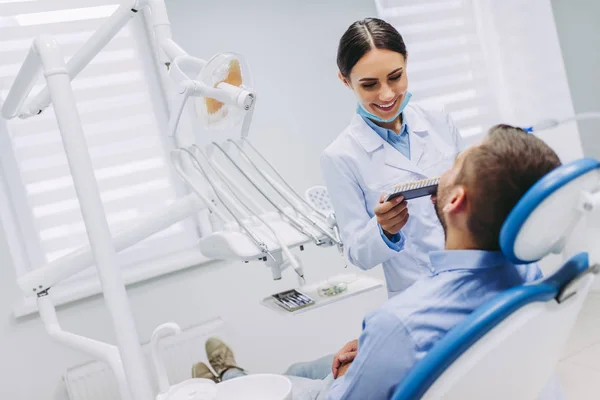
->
[361,114,411,159]
[327,250,543,400]
[362,115,411,250]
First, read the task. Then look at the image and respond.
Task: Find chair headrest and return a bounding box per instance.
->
[500,158,600,264]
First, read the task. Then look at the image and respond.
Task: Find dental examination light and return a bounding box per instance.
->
[166,53,255,139]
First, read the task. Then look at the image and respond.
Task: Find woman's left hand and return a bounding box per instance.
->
[375,194,409,237]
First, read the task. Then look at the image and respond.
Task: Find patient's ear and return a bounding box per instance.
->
[443,185,467,215]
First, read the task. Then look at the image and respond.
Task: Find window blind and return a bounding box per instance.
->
[0,0,198,275]
[375,0,501,138]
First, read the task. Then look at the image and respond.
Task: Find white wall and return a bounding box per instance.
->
[551,0,600,159]
[473,0,584,165]
[0,1,386,399]
[551,0,600,291]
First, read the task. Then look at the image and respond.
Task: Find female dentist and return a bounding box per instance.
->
[321,18,465,298]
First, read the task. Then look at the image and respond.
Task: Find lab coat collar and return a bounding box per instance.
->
[349,107,433,152]
[383,137,425,175]
[429,250,511,274]
[403,104,430,134]
[349,114,385,153]
[403,106,429,166]
[350,107,437,175]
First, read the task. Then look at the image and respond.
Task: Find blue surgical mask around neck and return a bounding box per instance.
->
[356,92,412,123]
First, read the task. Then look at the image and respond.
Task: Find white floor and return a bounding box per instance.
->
[559,292,600,399]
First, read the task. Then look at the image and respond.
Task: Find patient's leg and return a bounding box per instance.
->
[205,337,244,380]
[284,354,335,380]
[221,367,248,380]
[204,337,333,399]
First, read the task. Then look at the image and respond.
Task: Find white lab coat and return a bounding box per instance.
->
[321,103,464,297]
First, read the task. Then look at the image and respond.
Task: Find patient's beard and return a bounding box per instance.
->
[434,190,449,239]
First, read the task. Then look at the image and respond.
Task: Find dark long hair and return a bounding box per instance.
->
[337,18,407,78]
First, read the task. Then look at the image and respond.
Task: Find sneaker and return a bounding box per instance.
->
[205,337,241,378]
[191,361,219,383]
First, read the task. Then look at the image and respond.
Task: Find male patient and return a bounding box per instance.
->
[192,124,562,399]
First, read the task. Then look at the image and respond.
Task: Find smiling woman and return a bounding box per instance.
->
[337,19,410,127]
[320,17,465,298]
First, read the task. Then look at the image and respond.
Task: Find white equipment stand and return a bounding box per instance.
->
[0,1,350,399]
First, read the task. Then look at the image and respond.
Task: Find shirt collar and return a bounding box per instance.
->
[361,113,409,142]
[429,250,510,274]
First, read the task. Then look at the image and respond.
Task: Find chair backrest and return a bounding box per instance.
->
[392,158,600,400]
[392,253,594,400]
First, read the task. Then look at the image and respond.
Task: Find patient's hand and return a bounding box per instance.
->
[332,339,358,378]
[336,361,352,378]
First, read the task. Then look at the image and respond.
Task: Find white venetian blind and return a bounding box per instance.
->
[375,0,501,138]
[0,0,199,270]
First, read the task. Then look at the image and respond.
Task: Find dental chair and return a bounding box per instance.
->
[392,158,600,400]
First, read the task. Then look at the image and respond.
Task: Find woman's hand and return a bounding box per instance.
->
[332,339,358,378]
[374,194,409,237]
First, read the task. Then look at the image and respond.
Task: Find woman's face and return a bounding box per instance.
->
[341,48,408,120]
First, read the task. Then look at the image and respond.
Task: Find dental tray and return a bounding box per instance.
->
[271,289,315,312]
[260,273,384,316]
[384,177,440,202]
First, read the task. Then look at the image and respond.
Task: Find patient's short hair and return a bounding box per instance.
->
[457,124,561,250]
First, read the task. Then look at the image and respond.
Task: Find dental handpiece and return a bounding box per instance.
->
[172,148,276,262]
[210,142,324,245]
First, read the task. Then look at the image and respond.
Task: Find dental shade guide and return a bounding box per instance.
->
[384,177,440,202]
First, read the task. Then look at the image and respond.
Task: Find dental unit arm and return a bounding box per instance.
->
[163,72,310,283]
[224,138,342,245]
[8,0,332,287]
[0,1,331,399]
[523,112,600,133]
[163,54,342,283]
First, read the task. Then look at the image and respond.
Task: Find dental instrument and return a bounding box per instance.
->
[243,138,330,218]
[271,289,315,312]
[186,145,305,282]
[170,148,276,263]
[209,141,325,246]
[218,140,333,244]
[227,139,342,246]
